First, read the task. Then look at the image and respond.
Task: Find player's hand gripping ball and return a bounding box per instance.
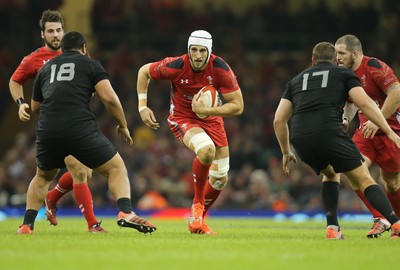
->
[193,85,221,119]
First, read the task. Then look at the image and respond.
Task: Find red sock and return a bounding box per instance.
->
[356,189,385,219]
[203,180,221,217]
[73,183,98,228]
[387,188,400,217]
[192,157,211,205]
[47,172,74,204]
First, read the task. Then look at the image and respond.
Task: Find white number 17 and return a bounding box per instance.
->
[302,70,329,90]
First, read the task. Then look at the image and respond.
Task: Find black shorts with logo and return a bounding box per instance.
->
[291,130,364,175]
[36,130,117,170]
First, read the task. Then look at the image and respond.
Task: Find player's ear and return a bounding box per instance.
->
[83,44,89,57]
[40,31,44,39]
[352,50,359,60]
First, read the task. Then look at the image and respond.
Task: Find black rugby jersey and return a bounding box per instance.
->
[282,62,361,138]
[33,51,108,139]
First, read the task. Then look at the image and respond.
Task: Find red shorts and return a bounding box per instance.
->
[353,129,400,172]
[167,115,228,147]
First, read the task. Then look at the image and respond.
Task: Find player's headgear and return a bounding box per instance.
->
[188,30,212,62]
[61,31,86,52]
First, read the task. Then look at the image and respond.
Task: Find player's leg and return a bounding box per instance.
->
[183,127,215,231]
[320,166,345,239]
[95,153,156,233]
[350,132,390,236]
[344,163,400,238]
[378,136,400,217]
[191,147,229,235]
[45,171,74,225]
[64,155,105,233]
[382,170,400,216]
[17,167,59,234]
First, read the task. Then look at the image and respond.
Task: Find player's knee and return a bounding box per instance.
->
[209,178,227,190]
[197,145,216,163]
[209,157,229,183]
[384,177,400,192]
[86,168,93,180]
[189,133,215,163]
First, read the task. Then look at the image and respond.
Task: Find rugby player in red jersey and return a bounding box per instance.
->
[136,30,244,235]
[323,34,400,238]
[9,10,105,233]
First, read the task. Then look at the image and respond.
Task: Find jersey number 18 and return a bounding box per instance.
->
[49,63,75,83]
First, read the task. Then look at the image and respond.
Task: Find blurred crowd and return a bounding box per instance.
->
[0,0,399,213]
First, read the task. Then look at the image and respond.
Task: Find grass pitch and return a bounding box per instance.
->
[1,217,399,270]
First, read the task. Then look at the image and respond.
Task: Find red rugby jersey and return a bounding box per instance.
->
[11,47,61,84]
[355,55,400,132]
[149,53,239,120]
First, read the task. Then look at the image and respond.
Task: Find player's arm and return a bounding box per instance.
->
[360,82,400,138]
[137,63,160,130]
[95,79,133,145]
[273,98,297,175]
[350,86,400,147]
[31,100,41,113]
[343,101,358,122]
[342,101,358,132]
[381,82,400,118]
[9,79,30,121]
[205,89,244,117]
[9,79,24,102]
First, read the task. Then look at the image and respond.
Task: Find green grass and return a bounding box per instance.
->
[1,217,399,270]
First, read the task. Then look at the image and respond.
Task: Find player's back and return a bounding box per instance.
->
[33,51,108,139]
[285,62,360,137]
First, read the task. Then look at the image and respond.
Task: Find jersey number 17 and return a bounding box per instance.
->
[302,70,329,91]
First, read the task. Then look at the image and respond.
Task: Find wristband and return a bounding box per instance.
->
[16,98,26,106]
[138,93,147,100]
[138,106,147,112]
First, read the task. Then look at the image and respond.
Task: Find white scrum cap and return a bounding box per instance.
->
[187,30,212,62]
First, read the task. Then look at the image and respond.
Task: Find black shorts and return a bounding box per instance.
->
[291,131,364,175]
[36,130,117,170]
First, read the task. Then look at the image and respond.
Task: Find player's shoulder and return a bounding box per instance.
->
[210,54,230,71]
[364,55,387,70]
[20,47,43,61]
[163,55,185,69]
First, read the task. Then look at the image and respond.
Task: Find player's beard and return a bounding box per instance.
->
[339,57,355,70]
[45,39,61,51]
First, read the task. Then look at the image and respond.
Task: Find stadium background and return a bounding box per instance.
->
[0,0,399,218]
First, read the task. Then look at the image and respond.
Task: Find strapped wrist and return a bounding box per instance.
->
[138,106,147,112]
[16,98,26,106]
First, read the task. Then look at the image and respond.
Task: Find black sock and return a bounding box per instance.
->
[116,198,132,214]
[23,209,38,230]
[322,182,339,226]
[364,185,399,224]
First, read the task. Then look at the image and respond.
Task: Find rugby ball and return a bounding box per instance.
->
[193,85,220,119]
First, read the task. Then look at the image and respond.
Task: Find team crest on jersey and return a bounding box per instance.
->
[207,76,213,85]
[360,75,367,86]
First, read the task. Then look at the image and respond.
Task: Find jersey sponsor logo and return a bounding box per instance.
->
[181,79,189,84]
[43,59,51,66]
